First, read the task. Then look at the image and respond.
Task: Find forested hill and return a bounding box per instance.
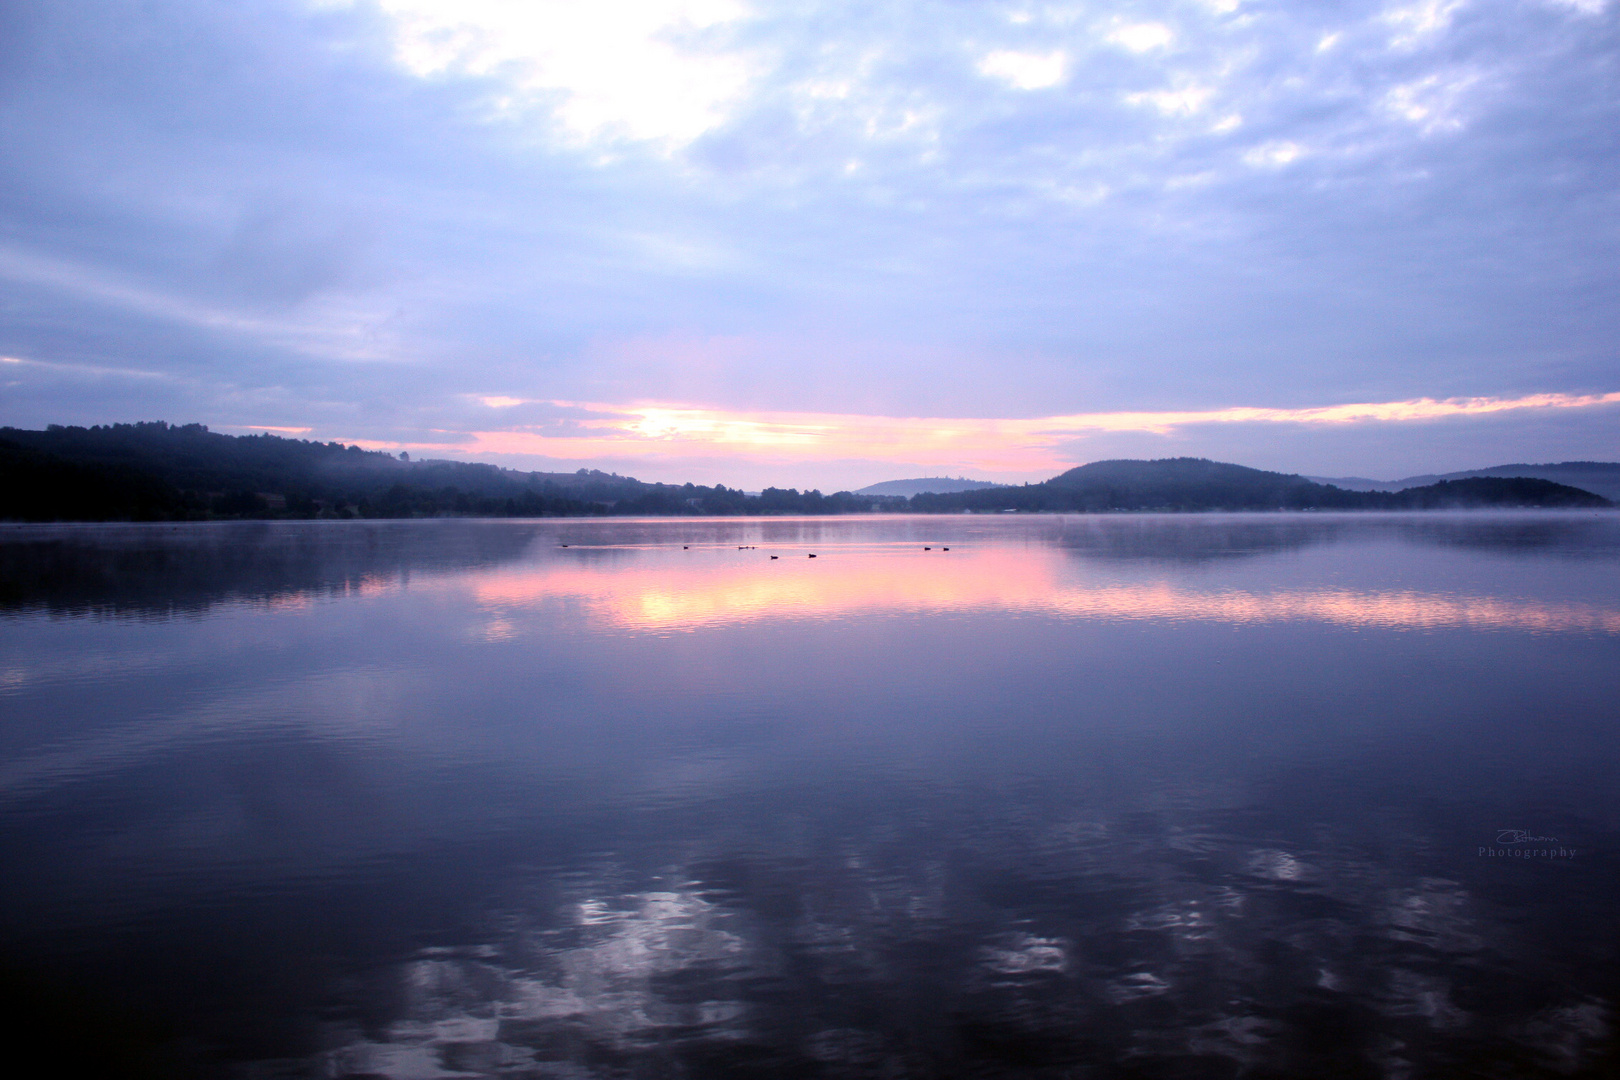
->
[1312,461,1620,501]
[0,427,1610,521]
[0,422,896,520]
[908,458,1611,513]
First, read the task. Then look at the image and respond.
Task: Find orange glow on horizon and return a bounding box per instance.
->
[349,390,1620,472]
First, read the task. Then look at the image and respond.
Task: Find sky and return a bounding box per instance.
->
[1,0,1617,490]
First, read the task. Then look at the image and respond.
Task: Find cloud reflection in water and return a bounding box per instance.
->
[456,544,1620,635]
[3,516,1617,1078]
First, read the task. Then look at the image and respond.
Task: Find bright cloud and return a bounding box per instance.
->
[1107,22,1175,53]
[326,0,1504,190]
[1127,85,1213,116]
[1383,0,1466,48]
[1384,71,1479,133]
[363,0,758,145]
[977,49,1069,90]
[1243,140,1302,167]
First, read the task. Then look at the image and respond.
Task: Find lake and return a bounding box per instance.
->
[1,513,1617,1078]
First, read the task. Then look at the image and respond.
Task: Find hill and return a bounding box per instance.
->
[910,458,1611,513]
[1389,476,1610,509]
[853,477,1004,497]
[1424,462,1620,502]
[912,458,1360,512]
[0,423,898,521]
[1,429,1610,521]
[1310,461,1620,502]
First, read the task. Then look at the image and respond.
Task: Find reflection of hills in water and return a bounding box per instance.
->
[1049,515,1343,562]
[1049,512,1620,563]
[0,521,548,617]
[1392,514,1620,560]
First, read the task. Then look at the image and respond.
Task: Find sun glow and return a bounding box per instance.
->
[390,390,1620,473]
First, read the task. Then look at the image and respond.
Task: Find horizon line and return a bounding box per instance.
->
[362,390,1620,475]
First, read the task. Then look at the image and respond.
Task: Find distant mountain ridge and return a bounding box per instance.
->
[910,458,1611,513]
[853,477,1004,497]
[1309,462,1620,501]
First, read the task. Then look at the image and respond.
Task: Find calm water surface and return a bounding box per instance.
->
[2,514,1618,1078]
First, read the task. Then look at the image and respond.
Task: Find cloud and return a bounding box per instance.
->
[356,390,1620,478]
[1382,71,1480,133]
[977,50,1068,91]
[355,0,759,147]
[1242,140,1302,167]
[1383,0,1466,48]
[1126,85,1214,116]
[0,353,179,382]
[1,0,1617,479]
[1107,22,1175,53]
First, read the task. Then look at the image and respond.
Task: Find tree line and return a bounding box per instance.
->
[1,426,1608,522]
[0,423,905,521]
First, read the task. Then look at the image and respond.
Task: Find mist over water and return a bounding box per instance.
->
[1,514,1617,1078]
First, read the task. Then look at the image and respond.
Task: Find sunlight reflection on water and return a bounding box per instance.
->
[455,544,1620,634]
